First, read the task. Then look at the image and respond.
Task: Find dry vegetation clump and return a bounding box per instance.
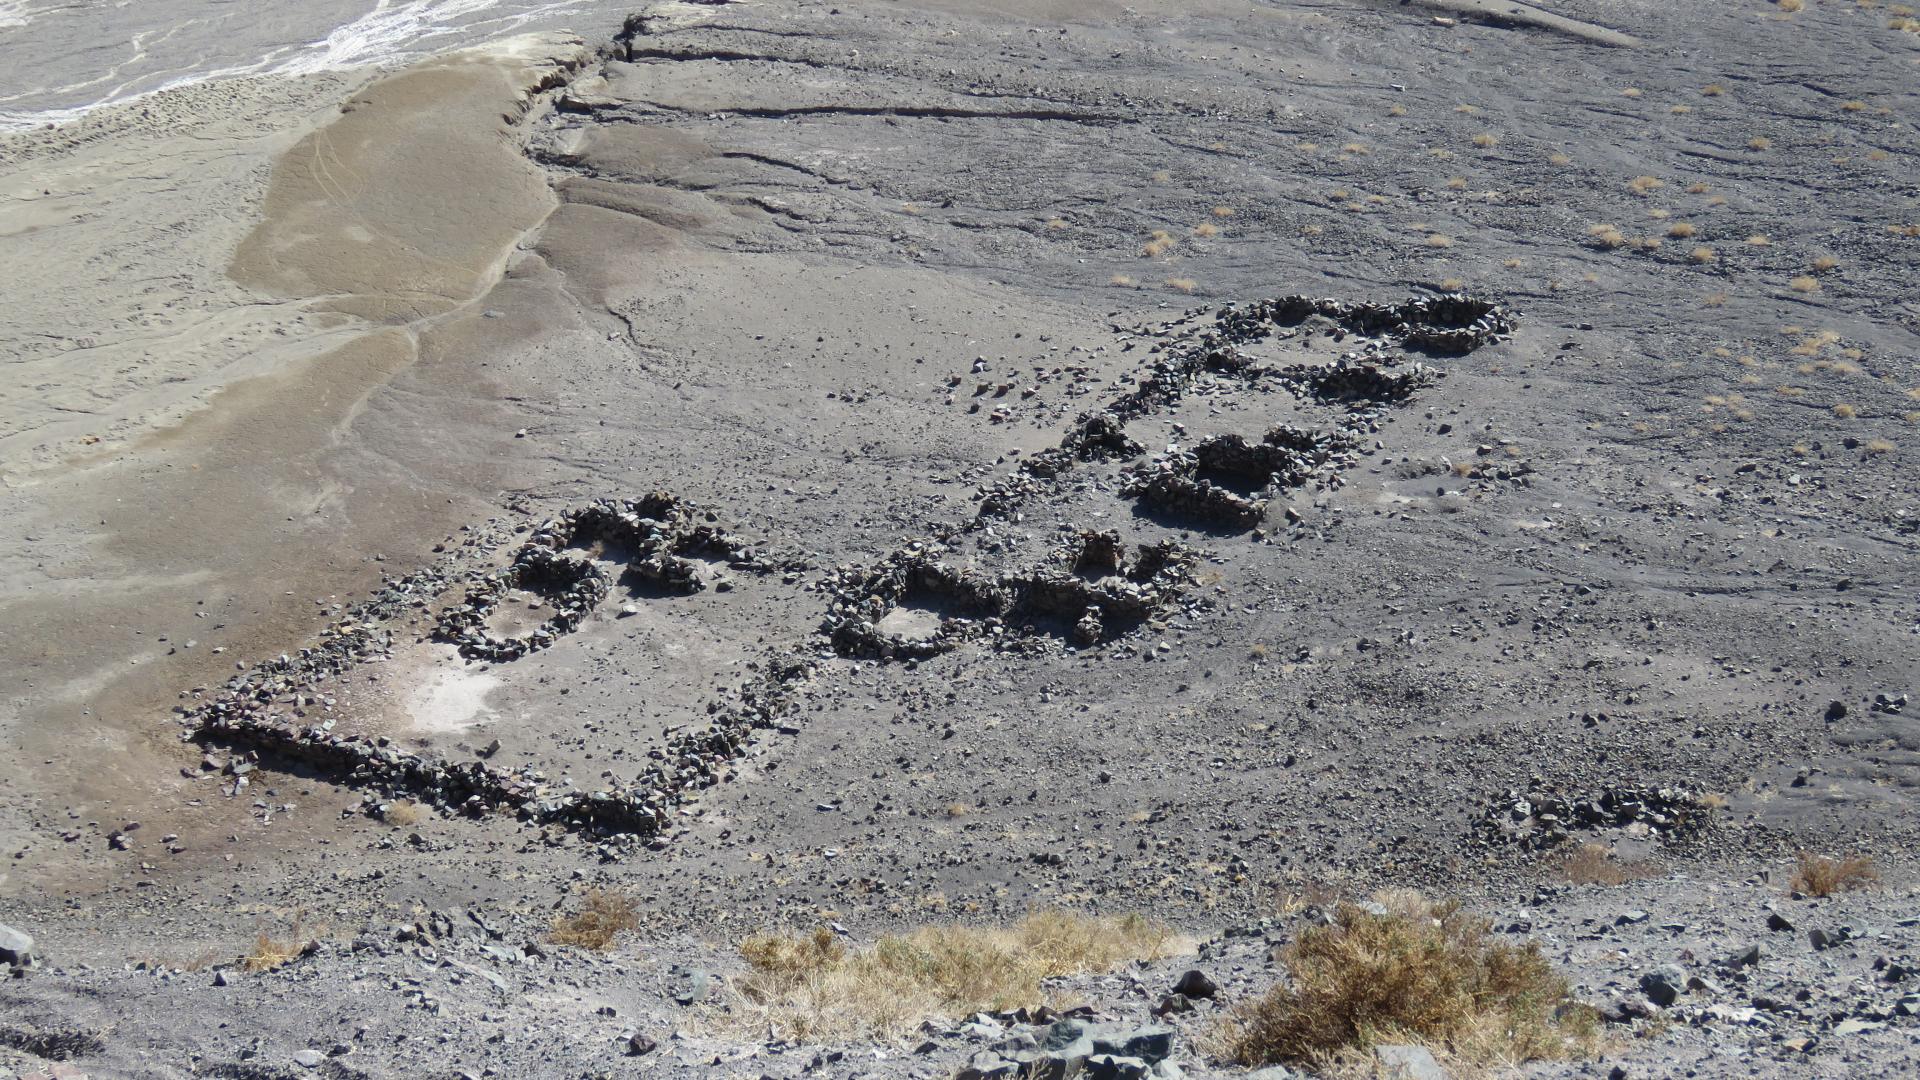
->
[1832,403,1858,418]
[383,799,425,826]
[1425,233,1455,248]
[1141,229,1176,257]
[1778,0,1805,12]
[549,887,641,950]
[1192,222,1219,238]
[1748,136,1773,151]
[1691,246,1717,264]
[1789,853,1879,896]
[1165,277,1197,294]
[1864,438,1896,454]
[1790,275,1822,293]
[1212,205,1235,218]
[1109,273,1136,287]
[1471,133,1499,149]
[1222,895,1593,1070]
[1667,222,1697,238]
[1702,83,1726,96]
[1627,175,1664,195]
[1812,255,1841,272]
[1587,223,1627,249]
[1552,843,1662,886]
[243,913,320,973]
[733,911,1175,1041]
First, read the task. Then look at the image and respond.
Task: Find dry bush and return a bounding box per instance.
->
[1842,100,1867,112]
[1667,222,1697,239]
[1151,169,1172,183]
[1439,277,1465,291]
[1046,218,1069,230]
[733,911,1175,1041]
[384,800,424,827]
[1548,152,1572,166]
[1691,246,1717,264]
[1471,133,1499,149]
[1342,142,1370,156]
[1832,403,1858,418]
[1747,234,1772,246]
[1790,275,1821,293]
[1748,136,1772,151]
[1222,897,1592,1069]
[1587,223,1626,248]
[1864,438,1896,454]
[1446,177,1468,191]
[1790,853,1878,896]
[1165,278,1198,294]
[1618,88,1641,99]
[1141,229,1176,257]
[1702,84,1726,96]
[1686,182,1711,194]
[1812,255,1841,272]
[1552,843,1661,887]
[1671,105,1693,115]
[1703,292,1730,307]
[1627,176,1663,195]
[1213,205,1236,218]
[945,802,971,818]
[243,913,319,973]
[1109,273,1136,287]
[1192,222,1219,238]
[1778,0,1804,11]
[1426,234,1455,248]
[549,888,641,950]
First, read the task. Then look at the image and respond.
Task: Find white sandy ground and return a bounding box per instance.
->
[0,33,589,894]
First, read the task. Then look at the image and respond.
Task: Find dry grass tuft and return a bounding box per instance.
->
[1141,229,1176,257]
[1747,234,1772,246]
[1109,273,1136,287]
[1667,221,1698,239]
[1151,170,1172,183]
[1865,438,1896,454]
[549,888,641,950]
[1686,182,1711,194]
[1426,233,1456,248]
[1627,175,1664,195]
[1587,223,1627,248]
[1778,0,1805,11]
[1222,896,1593,1070]
[1832,403,1858,418]
[1046,217,1069,230]
[384,800,425,827]
[1471,133,1499,149]
[1552,843,1661,887]
[1748,136,1773,151]
[1842,99,1867,112]
[1165,278,1198,294]
[1690,246,1717,264]
[1702,84,1727,97]
[1342,142,1370,156]
[1703,292,1730,307]
[1812,255,1841,272]
[1790,275,1821,293]
[1192,222,1219,238]
[1548,151,1572,166]
[1447,177,1468,191]
[243,913,319,973]
[1789,853,1878,896]
[1212,205,1236,218]
[734,911,1175,1041]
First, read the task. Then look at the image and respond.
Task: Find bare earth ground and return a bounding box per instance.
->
[1,0,1918,1077]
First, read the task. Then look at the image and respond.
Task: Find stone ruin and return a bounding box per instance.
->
[432,493,777,661]
[823,531,1196,658]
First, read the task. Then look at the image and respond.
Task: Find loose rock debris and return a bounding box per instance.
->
[179,293,1514,842]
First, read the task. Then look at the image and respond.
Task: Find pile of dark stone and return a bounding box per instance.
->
[823,534,1196,658]
[433,492,778,661]
[1474,780,1712,851]
[956,1018,1179,1080]
[1122,424,1359,529]
[183,495,817,843]
[977,293,1506,528]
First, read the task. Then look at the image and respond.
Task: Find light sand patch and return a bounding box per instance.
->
[406,664,500,736]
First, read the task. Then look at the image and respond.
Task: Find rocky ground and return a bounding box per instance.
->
[2,0,1918,1077]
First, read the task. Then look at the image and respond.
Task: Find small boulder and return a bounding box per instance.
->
[0,922,36,969]
[1171,968,1218,999]
[1374,1044,1449,1080]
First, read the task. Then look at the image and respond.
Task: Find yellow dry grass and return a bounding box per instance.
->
[1865,438,1896,454]
[243,913,319,973]
[1165,278,1198,294]
[1812,255,1841,272]
[1587,223,1626,248]
[1426,233,1455,248]
[1192,222,1219,238]
[549,888,641,950]
[1141,229,1176,257]
[1471,133,1499,149]
[1109,273,1136,287]
[1667,222,1698,238]
[1789,853,1878,896]
[1690,246,1717,264]
[1832,403,1858,418]
[1552,843,1662,886]
[1221,895,1594,1070]
[1748,136,1773,151]
[733,911,1176,1041]
[1627,176,1664,195]
[1790,275,1821,293]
